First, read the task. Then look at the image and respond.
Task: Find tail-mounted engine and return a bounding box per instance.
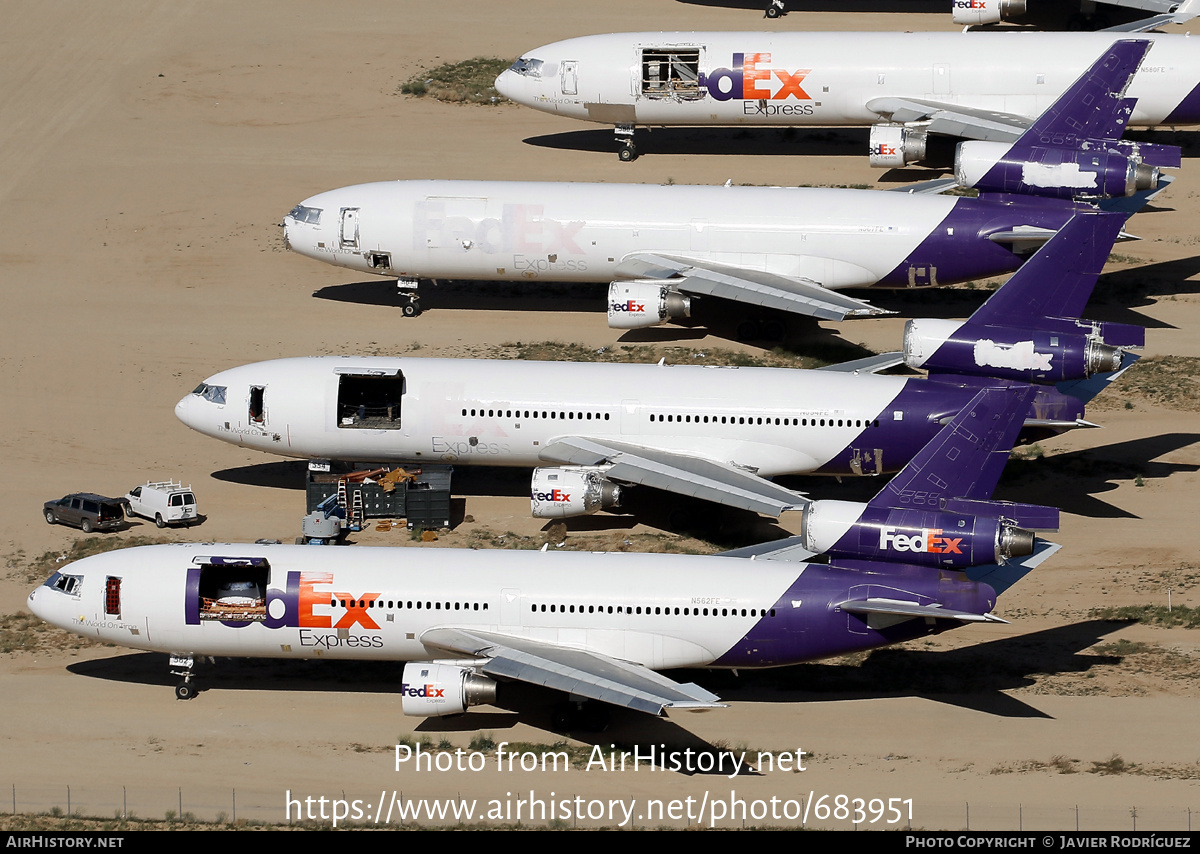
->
[903,318,1141,383]
[801,499,1036,569]
[955,140,1172,201]
[869,125,928,168]
[401,663,498,717]
[531,467,623,518]
[608,281,692,330]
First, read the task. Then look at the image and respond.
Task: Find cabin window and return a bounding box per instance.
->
[641,49,703,100]
[337,372,405,429]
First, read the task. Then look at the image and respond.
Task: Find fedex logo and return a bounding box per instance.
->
[532,489,572,502]
[610,300,646,313]
[401,682,446,699]
[953,0,990,8]
[703,53,812,102]
[185,569,382,631]
[878,527,963,555]
[870,143,897,158]
[413,201,585,256]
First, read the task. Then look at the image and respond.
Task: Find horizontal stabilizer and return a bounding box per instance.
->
[838,598,1006,624]
[966,540,1062,596]
[887,178,960,195]
[867,97,1029,142]
[942,498,1060,531]
[816,352,905,374]
[421,627,725,716]
[718,535,817,562]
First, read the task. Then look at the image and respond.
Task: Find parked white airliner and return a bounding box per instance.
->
[283,178,1085,324]
[494,30,1200,161]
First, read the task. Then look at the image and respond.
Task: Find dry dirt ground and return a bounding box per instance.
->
[0,0,1198,831]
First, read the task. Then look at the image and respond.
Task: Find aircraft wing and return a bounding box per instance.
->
[866,97,1031,142]
[420,627,725,716]
[615,252,892,321]
[816,351,905,374]
[1104,0,1200,29]
[538,436,809,517]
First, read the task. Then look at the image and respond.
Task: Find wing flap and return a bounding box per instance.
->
[866,97,1030,142]
[616,252,890,320]
[421,627,725,716]
[539,436,809,517]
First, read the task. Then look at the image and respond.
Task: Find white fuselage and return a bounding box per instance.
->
[27,543,801,669]
[495,31,1200,128]
[176,356,916,476]
[284,180,959,288]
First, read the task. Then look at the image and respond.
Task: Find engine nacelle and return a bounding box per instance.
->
[951,0,1026,26]
[956,141,1160,201]
[608,281,691,330]
[904,318,1124,383]
[869,125,928,168]
[531,467,623,518]
[401,663,498,717]
[802,500,1034,569]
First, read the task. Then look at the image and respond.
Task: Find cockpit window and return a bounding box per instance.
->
[192,383,227,405]
[287,205,322,225]
[46,572,83,596]
[508,57,544,78]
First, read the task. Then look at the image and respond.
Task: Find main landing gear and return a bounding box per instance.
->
[615,123,638,162]
[170,654,198,700]
[397,277,422,317]
[765,0,787,17]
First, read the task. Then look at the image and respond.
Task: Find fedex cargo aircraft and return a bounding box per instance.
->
[36,386,1059,722]
[494,30,1200,161]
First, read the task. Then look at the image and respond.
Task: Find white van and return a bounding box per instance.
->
[123,481,199,528]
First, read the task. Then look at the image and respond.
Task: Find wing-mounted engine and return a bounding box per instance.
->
[955,139,1179,201]
[801,499,1036,569]
[400,662,498,717]
[531,467,623,518]
[951,0,1026,26]
[608,281,692,330]
[903,317,1142,383]
[869,125,928,168]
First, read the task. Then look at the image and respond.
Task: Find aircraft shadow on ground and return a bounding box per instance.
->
[674,0,943,11]
[685,618,1133,719]
[65,619,1131,750]
[211,460,309,491]
[63,654,755,766]
[524,126,871,158]
[312,276,877,353]
[778,433,1200,519]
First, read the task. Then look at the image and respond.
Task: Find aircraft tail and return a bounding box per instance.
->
[904,210,1144,385]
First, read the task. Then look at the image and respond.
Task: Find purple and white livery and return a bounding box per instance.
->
[32,386,1057,718]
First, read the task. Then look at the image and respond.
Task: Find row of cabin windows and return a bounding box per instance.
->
[334,598,488,612]
[651,414,881,428]
[463,408,610,421]
[531,603,777,618]
[460,405,879,430]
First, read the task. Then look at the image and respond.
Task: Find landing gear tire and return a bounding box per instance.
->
[761,318,786,342]
[736,319,761,342]
[402,299,421,317]
[175,683,195,701]
[155,513,166,529]
[766,5,781,18]
[618,143,637,162]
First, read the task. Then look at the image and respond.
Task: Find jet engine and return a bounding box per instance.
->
[869,125,928,168]
[400,663,498,717]
[955,141,1160,201]
[607,281,692,329]
[530,467,623,518]
[951,0,1027,26]
[903,318,1124,383]
[801,499,1035,569]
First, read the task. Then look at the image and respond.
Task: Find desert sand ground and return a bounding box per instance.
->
[1,0,1198,831]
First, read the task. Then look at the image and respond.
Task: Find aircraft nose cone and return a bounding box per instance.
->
[175,394,199,433]
[494,69,519,102]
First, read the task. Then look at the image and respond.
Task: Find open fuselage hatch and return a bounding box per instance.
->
[335,368,405,430]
